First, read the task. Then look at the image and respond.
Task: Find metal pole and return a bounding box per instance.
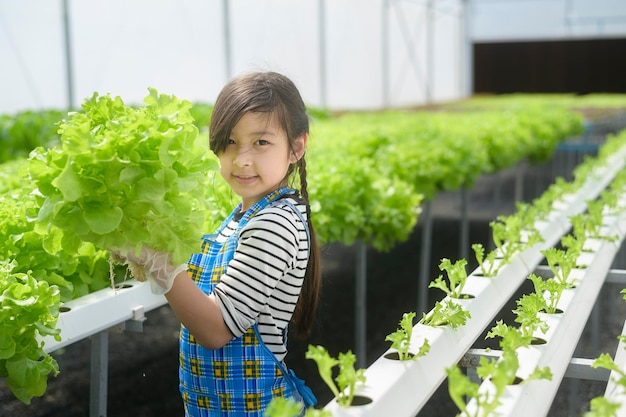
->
[489,173,502,251]
[90,332,109,417]
[382,0,390,108]
[460,187,469,261]
[355,240,367,368]
[61,0,74,109]
[515,161,525,203]
[426,0,434,103]
[318,0,327,108]
[418,201,433,315]
[222,0,232,79]
[462,0,473,97]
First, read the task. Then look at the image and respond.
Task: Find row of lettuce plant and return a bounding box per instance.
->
[588,291,626,416]
[286,128,626,416]
[449,172,626,416]
[9,92,624,171]
[0,104,219,165]
[442,129,626,416]
[0,92,610,405]
[0,95,590,249]
[582,166,626,417]
[0,94,590,300]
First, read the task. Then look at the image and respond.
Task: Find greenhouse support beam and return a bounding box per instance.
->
[380,0,390,109]
[515,160,525,202]
[426,0,434,103]
[90,332,108,417]
[461,0,473,97]
[86,315,149,417]
[318,0,327,108]
[61,0,74,109]
[381,0,390,108]
[418,201,433,315]
[461,349,611,382]
[489,172,502,251]
[355,240,367,368]
[460,186,469,261]
[222,0,232,79]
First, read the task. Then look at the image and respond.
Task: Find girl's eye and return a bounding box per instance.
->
[226,139,235,145]
[256,139,269,146]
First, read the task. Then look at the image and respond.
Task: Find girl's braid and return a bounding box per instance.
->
[298,157,310,217]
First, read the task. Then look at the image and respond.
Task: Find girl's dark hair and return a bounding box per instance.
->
[209,71,321,338]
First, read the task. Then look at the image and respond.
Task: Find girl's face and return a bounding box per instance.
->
[218,111,306,211]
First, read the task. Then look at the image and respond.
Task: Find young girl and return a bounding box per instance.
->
[116,71,321,416]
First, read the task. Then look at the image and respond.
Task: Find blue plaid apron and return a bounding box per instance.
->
[181,187,316,416]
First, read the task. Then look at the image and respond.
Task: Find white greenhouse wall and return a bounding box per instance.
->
[471,0,626,42]
[1,1,67,113]
[1,0,625,115]
[0,0,465,113]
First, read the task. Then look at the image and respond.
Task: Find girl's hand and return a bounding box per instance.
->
[110,246,187,295]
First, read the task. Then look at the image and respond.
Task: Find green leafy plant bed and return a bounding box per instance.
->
[321,132,626,416]
[0,96,621,408]
[322,251,543,415]
[463,211,626,417]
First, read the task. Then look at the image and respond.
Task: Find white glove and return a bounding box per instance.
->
[110,246,187,295]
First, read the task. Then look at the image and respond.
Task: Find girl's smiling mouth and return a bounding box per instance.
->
[234,174,258,184]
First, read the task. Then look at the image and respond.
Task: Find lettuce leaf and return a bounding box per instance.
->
[28,88,219,265]
[0,261,61,404]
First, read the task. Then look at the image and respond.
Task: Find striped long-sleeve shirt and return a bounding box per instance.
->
[211,196,309,361]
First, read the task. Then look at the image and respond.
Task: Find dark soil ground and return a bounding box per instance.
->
[2,147,626,417]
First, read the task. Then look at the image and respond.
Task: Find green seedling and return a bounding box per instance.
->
[531,178,566,221]
[429,258,470,299]
[585,396,621,417]
[560,234,584,262]
[584,353,625,417]
[490,210,543,266]
[448,318,553,417]
[385,312,430,361]
[592,353,626,389]
[484,321,552,389]
[512,293,549,339]
[490,217,519,263]
[265,397,332,417]
[585,199,619,242]
[528,273,567,314]
[446,365,500,417]
[541,247,577,287]
[305,345,366,407]
[420,299,471,329]
[476,349,520,392]
[487,320,532,351]
[600,189,620,216]
[585,199,605,239]
[472,243,499,277]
